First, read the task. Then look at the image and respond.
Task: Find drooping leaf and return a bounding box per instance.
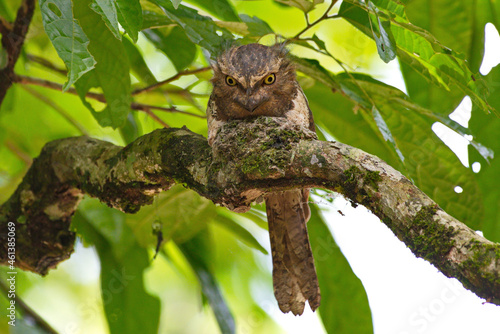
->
[143,27,197,71]
[401,0,490,114]
[275,0,324,13]
[339,0,494,116]
[184,0,240,21]
[90,0,121,40]
[152,0,234,57]
[177,229,236,334]
[128,185,217,247]
[10,317,52,334]
[39,0,96,90]
[405,0,489,73]
[119,112,143,144]
[216,15,274,38]
[240,15,274,37]
[371,106,405,163]
[304,82,401,169]
[368,1,397,63]
[142,10,175,30]
[308,205,373,333]
[122,37,158,86]
[338,73,484,229]
[213,210,268,254]
[470,64,500,242]
[292,56,340,90]
[169,0,182,9]
[73,199,161,334]
[116,0,143,42]
[73,0,131,129]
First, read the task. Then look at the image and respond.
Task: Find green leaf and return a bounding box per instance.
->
[11,317,52,334]
[73,0,132,129]
[308,205,373,333]
[292,56,340,90]
[119,112,143,144]
[240,14,274,37]
[405,0,489,73]
[116,0,143,42]
[90,0,121,40]
[368,1,397,63]
[170,0,183,9]
[274,0,324,13]
[213,210,268,254]
[39,0,96,90]
[122,37,158,86]
[339,0,494,116]
[177,229,236,334]
[143,27,197,71]
[371,106,405,163]
[401,0,491,114]
[73,199,161,334]
[152,0,234,57]
[184,0,240,21]
[470,64,500,242]
[341,73,483,229]
[142,10,175,30]
[304,82,400,169]
[129,185,217,247]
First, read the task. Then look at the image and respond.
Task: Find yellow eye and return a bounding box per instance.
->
[264,74,276,85]
[226,76,237,86]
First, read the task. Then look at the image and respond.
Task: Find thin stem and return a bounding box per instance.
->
[26,54,67,76]
[0,279,58,334]
[139,107,170,128]
[132,67,211,95]
[131,102,206,119]
[21,85,89,135]
[13,75,205,126]
[13,74,104,101]
[292,0,339,39]
[4,139,32,165]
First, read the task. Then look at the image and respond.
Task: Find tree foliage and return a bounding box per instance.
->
[1,0,499,333]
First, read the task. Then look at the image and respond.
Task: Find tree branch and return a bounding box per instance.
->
[131,67,211,95]
[13,75,206,120]
[0,117,499,305]
[0,0,36,104]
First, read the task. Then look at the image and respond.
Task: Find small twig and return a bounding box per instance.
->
[292,0,339,39]
[13,74,104,101]
[26,54,67,76]
[131,102,206,118]
[0,279,58,334]
[13,75,205,125]
[140,107,169,128]
[4,139,32,165]
[21,85,89,135]
[132,67,211,95]
[304,12,310,26]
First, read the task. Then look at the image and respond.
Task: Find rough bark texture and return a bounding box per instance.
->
[0,117,499,305]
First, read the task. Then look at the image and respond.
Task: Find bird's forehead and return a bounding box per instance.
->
[219,44,282,85]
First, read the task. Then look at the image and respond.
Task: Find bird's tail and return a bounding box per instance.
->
[265,189,321,316]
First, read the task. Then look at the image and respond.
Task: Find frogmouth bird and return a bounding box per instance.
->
[206,43,320,316]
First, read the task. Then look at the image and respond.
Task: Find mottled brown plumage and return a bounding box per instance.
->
[207,43,320,315]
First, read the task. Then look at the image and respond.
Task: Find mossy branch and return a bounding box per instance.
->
[0,117,499,305]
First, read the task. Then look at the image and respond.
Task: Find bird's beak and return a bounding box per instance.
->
[244,98,265,113]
